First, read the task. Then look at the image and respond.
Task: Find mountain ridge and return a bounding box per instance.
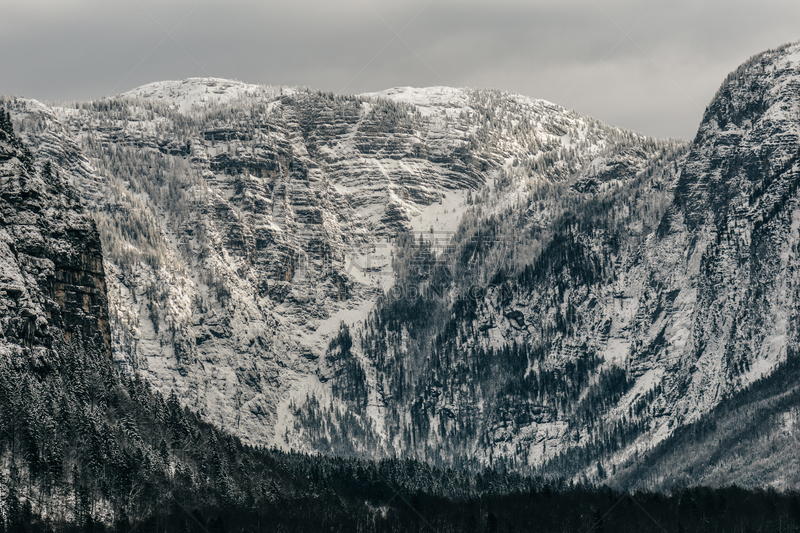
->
[4,39,800,489]
[285,40,800,484]
[4,79,679,457]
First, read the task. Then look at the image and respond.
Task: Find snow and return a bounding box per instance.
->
[13,54,800,480]
[271,373,329,451]
[407,189,469,236]
[603,338,631,365]
[119,78,284,114]
[345,238,394,290]
[303,298,377,353]
[776,42,800,71]
[362,86,471,114]
[363,86,562,120]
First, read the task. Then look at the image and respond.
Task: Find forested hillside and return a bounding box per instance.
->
[299,41,800,485]
[3,79,685,474]
[5,38,800,514]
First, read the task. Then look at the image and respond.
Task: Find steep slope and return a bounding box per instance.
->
[5,81,679,452]
[0,107,110,369]
[604,41,800,490]
[0,104,547,532]
[612,353,800,490]
[307,40,800,483]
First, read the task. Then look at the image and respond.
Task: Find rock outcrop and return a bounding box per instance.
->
[7,81,678,448]
[0,108,110,371]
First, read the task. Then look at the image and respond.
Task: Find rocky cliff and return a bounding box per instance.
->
[5,82,680,451]
[10,40,800,486]
[0,107,110,374]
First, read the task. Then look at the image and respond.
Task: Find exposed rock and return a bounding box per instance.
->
[0,108,110,373]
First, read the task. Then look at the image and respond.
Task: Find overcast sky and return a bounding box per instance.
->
[2,0,799,139]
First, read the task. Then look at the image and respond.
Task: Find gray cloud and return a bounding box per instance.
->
[1,0,799,138]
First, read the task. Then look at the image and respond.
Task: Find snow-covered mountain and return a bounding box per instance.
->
[6,39,800,488]
[5,80,678,454]
[314,41,800,486]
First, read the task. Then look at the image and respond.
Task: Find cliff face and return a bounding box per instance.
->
[10,40,800,486]
[0,109,110,370]
[652,42,800,425]
[0,109,116,523]
[294,42,800,482]
[7,82,678,448]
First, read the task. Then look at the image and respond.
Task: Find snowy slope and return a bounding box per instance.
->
[330,41,800,483]
[5,78,679,454]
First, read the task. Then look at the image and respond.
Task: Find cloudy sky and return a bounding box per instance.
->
[2,0,799,139]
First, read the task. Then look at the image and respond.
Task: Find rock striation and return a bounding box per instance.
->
[0,108,110,372]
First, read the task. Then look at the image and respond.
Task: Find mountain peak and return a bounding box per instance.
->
[118,77,284,113]
[677,39,800,230]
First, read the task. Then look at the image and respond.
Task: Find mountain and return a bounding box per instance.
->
[330,40,800,485]
[5,39,800,492]
[0,102,546,533]
[324,41,800,484]
[4,81,682,458]
[12,109,779,531]
[609,41,800,490]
